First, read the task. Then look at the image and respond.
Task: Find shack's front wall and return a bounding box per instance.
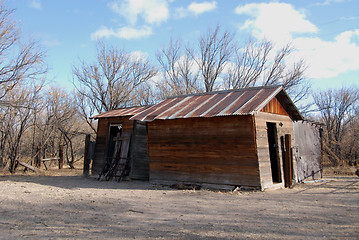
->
[147,115,261,187]
[254,112,296,190]
[91,117,133,175]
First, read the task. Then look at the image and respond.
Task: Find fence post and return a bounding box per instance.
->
[58,145,63,169]
[83,134,91,177]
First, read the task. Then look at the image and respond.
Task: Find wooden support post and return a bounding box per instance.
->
[284,134,293,188]
[58,145,63,169]
[319,128,323,179]
[83,134,91,177]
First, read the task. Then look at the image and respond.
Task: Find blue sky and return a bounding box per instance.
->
[6,0,359,91]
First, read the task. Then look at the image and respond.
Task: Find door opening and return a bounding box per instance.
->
[267,122,282,183]
[107,124,122,159]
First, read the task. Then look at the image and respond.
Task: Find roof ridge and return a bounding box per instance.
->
[166,85,283,99]
[91,105,151,119]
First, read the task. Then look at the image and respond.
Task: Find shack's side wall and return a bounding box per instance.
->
[147,115,261,187]
[293,121,322,182]
[91,117,133,175]
[129,121,149,180]
[92,118,109,175]
[254,112,296,190]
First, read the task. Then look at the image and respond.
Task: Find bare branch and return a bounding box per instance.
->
[187,25,235,92]
[73,41,158,132]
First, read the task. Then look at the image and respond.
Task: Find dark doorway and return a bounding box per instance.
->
[107,124,122,160]
[101,124,133,181]
[267,122,282,183]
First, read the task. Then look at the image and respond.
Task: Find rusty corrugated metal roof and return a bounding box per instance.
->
[130,86,303,122]
[91,106,150,119]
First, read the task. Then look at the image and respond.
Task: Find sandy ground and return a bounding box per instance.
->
[0,170,358,239]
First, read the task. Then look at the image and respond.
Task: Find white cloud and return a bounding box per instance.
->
[188,1,217,15]
[314,0,346,6]
[117,26,153,39]
[29,0,42,10]
[91,26,152,40]
[109,0,169,25]
[97,0,167,40]
[235,2,317,44]
[91,26,115,40]
[177,54,199,74]
[129,51,149,61]
[175,1,217,18]
[234,2,359,80]
[294,30,359,79]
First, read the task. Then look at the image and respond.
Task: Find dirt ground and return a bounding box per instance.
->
[0,169,358,239]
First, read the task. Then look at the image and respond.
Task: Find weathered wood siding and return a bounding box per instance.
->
[92,118,110,175]
[147,115,261,187]
[293,121,322,182]
[261,97,289,116]
[92,117,135,176]
[254,112,296,190]
[129,121,149,180]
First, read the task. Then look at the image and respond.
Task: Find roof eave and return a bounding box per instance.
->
[276,89,304,121]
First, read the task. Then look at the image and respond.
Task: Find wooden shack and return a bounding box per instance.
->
[131,86,304,190]
[91,106,150,180]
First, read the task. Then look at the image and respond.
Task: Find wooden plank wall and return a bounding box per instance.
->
[254,112,296,190]
[129,121,150,180]
[293,121,322,181]
[91,118,109,175]
[91,117,134,175]
[261,97,289,116]
[147,115,261,187]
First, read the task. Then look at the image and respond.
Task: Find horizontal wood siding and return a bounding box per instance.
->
[254,112,296,190]
[147,115,260,187]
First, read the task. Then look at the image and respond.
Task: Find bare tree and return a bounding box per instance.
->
[341,114,359,166]
[131,81,160,106]
[73,42,157,133]
[44,88,79,168]
[313,87,359,166]
[224,40,271,89]
[1,82,44,172]
[224,39,310,110]
[187,25,235,92]
[23,86,92,170]
[0,4,46,101]
[0,2,46,171]
[157,27,309,110]
[156,38,200,97]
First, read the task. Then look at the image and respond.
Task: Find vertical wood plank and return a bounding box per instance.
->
[83,134,91,176]
[284,134,292,187]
